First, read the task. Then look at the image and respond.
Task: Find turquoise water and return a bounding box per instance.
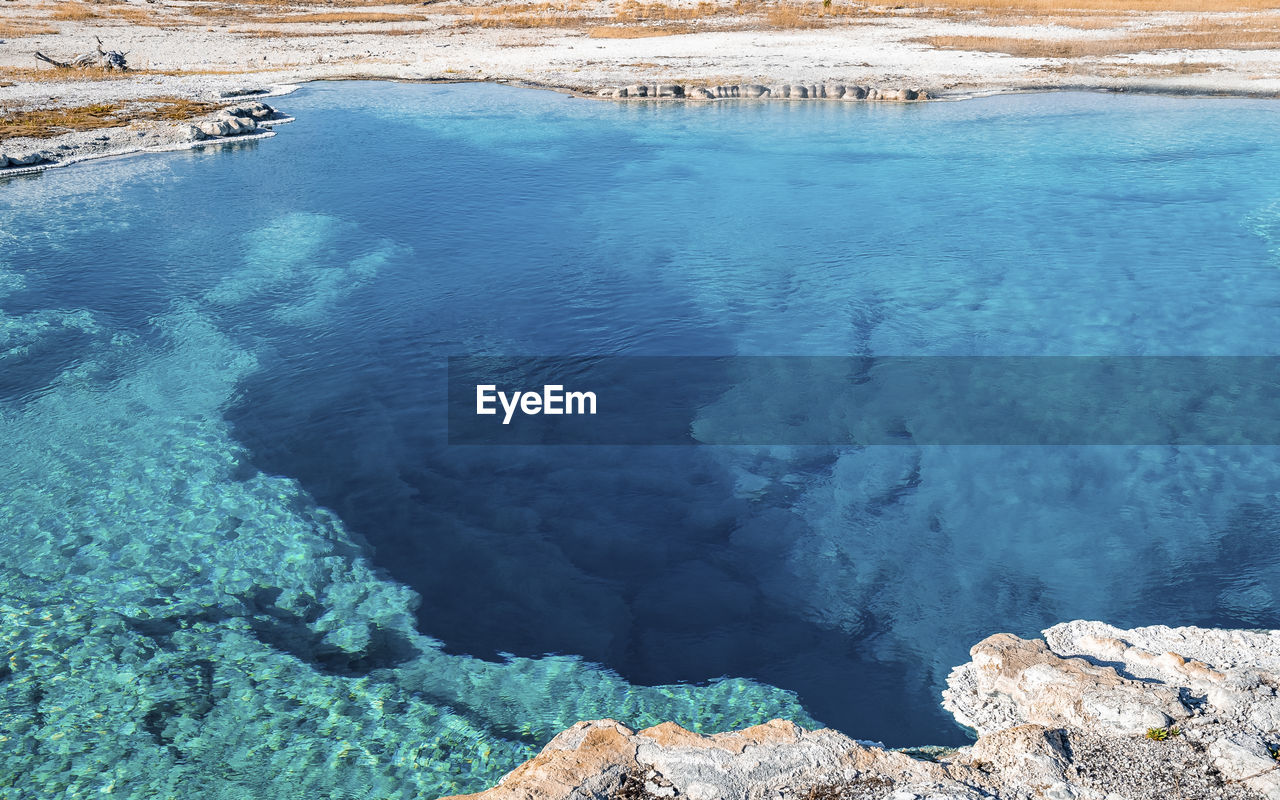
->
[3,81,1280,797]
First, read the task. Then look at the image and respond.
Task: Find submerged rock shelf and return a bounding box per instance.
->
[0,218,814,800]
[449,622,1280,800]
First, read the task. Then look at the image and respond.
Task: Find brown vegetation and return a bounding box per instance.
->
[764,3,823,27]
[614,1,721,21]
[0,102,123,138]
[0,20,59,37]
[895,0,1280,11]
[461,2,587,28]
[918,22,1280,57]
[1038,59,1223,74]
[459,0,867,31]
[588,22,698,35]
[236,11,429,23]
[231,25,431,35]
[48,3,101,22]
[0,65,154,82]
[0,97,219,139]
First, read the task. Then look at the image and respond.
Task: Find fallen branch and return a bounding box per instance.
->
[33,37,129,71]
[96,37,129,71]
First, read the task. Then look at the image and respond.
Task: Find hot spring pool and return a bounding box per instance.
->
[2,81,1279,798]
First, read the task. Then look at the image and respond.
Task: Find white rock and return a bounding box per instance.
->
[198,119,231,137]
[225,100,274,119]
[943,632,1189,736]
[1209,736,1280,799]
[443,623,1280,800]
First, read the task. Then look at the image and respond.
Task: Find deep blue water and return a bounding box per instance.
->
[3,82,1280,796]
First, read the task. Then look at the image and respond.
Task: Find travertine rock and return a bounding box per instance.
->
[446,623,1280,800]
[445,719,979,800]
[225,100,275,119]
[942,632,1191,735]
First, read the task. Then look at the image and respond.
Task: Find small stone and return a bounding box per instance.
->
[741,84,767,98]
[687,87,715,100]
[788,84,808,99]
[625,84,646,97]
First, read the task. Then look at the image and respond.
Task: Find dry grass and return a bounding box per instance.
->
[0,66,161,82]
[764,2,822,26]
[38,2,176,27]
[461,2,588,28]
[0,102,123,138]
[1039,59,1223,74]
[0,97,219,139]
[894,0,1280,11]
[463,0,867,30]
[237,11,429,22]
[229,25,430,34]
[0,20,60,36]
[613,1,720,21]
[188,0,429,6]
[588,22,698,34]
[108,6,166,23]
[136,96,221,120]
[48,3,101,21]
[977,12,1133,27]
[919,23,1280,57]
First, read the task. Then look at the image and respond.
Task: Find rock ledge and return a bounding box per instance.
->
[444,621,1280,800]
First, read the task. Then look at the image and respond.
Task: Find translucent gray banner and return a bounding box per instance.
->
[446,356,1280,445]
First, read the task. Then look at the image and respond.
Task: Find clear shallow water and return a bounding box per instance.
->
[3,81,1280,796]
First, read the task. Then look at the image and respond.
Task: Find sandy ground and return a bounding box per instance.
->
[1,0,1279,169]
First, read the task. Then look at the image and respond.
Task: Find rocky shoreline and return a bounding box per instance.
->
[8,74,1280,181]
[0,80,931,178]
[444,621,1280,800]
[594,83,926,100]
[0,94,293,177]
